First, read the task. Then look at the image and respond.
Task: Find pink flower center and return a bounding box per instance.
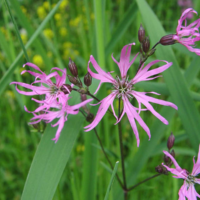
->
[186,174,196,188]
[50,85,59,95]
[113,76,133,99]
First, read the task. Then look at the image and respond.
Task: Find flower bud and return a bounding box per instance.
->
[142,36,150,53]
[155,165,168,174]
[67,74,78,85]
[84,72,92,87]
[68,58,78,77]
[170,149,175,158]
[147,48,155,56]
[167,132,175,150]
[81,94,87,102]
[160,34,176,46]
[86,113,94,123]
[60,84,72,94]
[138,24,145,43]
[164,154,170,164]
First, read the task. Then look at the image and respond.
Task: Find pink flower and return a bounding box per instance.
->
[84,43,178,146]
[11,62,70,109]
[26,97,93,142]
[11,62,93,142]
[163,146,200,200]
[173,8,200,55]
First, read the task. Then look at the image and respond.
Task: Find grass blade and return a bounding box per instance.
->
[104,161,119,200]
[105,2,137,56]
[5,0,29,62]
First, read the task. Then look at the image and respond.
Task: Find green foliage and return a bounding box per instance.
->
[0,0,200,199]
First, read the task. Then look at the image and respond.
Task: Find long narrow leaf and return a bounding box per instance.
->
[104,161,119,200]
[105,2,137,56]
[5,0,29,62]
[21,114,84,200]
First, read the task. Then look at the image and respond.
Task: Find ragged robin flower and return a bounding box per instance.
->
[85,43,178,147]
[11,62,93,142]
[173,8,200,55]
[163,146,200,200]
[11,62,70,110]
[25,97,92,142]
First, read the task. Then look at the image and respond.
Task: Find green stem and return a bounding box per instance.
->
[137,41,160,72]
[128,174,161,191]
[118,98,127,200]
[93,128,124,188]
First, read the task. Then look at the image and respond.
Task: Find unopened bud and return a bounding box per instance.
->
[170,149,175,158]
[155,165,167,174]
[60,84,72,94]
[160,34,176,46]
[142,36,150,53]
[68,58,78,77]
[164,154,170,164]
[167,132,175,150]
[84,72,92,87]
[138,24,145,43]
[81,94,87,102]
[147,48,155,56]
[86,113,94,123]
[67,74,78,85]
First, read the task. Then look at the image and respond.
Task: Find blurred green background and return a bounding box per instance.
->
[1,0,200,199]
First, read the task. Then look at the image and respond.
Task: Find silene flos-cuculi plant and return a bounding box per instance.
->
[11,8,200,200]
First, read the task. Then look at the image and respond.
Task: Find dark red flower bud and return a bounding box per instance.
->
[167,132,175,150]
[68,58,78,77]
[164,154,170,164]
[170,149,175,158]
[138,24,145,43]
[84,72,92,87]
[60,84,72,94]
[81,94,87,102]
[155,165,164,174]
[142,36,150,53]
[155,165,168,175]
[160,34,176,46]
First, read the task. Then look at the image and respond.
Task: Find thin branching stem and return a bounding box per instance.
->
[118,98,128,200]
[128,174,161,191]
[79,109,124,188]
[93,128,124,188]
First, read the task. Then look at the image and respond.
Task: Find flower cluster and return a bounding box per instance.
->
[11,62,92,142]
[173,8,200,55]
[160,8,200,55]
[163,146,200,200]
[85,43,178,146]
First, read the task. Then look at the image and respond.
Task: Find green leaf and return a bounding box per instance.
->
[21,114,84,200]
[104,161,119,200]
[136,0,200,150]
[105,2,137,56]
[10,0,54,69]
[5,0,30,62]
